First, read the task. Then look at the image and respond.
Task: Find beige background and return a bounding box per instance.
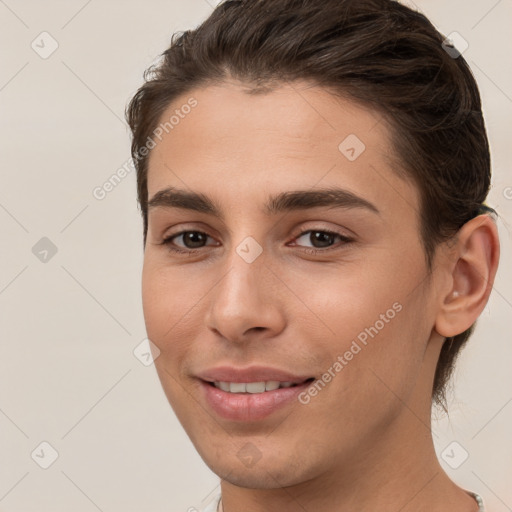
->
[0,0,511,510]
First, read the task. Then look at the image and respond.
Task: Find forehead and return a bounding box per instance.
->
[149,80,391,162]
[146,81,418,219]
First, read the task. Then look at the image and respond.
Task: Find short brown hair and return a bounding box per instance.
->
[125,0,496,409]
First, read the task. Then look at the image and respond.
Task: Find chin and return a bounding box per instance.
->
[207,460,300,489]
[196,439,321,490]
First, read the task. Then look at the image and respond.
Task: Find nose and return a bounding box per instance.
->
[204,245,286,344]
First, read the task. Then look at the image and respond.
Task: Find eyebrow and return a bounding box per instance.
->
[147,186,380,218]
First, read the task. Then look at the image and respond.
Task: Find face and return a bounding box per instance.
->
[142,81,443,488]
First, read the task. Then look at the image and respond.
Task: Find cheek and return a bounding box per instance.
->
[303,256,429,386]
[141,264,195,392]
[141,262,169,341]
[141,258,200,342]
[141,261,200,405]
[287,261,401,341]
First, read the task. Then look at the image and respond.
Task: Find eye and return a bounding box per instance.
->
[160,228,353,256]
[291,229,353,254]
[161,230,218,254]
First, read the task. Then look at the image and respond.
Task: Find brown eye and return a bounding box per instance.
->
[161,230,217,254]
[293,230,352,250]
[175,231,209,249]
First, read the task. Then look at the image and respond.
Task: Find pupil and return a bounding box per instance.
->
[312,231,333,248]
[185,232,206,248]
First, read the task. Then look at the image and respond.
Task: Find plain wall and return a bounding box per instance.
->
[0,0,510,510]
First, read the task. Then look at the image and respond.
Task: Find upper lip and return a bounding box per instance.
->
[197,366,313,384]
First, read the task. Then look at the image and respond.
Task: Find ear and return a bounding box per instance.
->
[434,214,500,338]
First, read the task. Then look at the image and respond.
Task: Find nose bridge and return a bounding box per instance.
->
[206,230,283,339]
[216,235,267,313]
[221,211,268,282]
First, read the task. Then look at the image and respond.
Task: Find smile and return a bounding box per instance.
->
[212,380,299,393]
[200,376,315,422]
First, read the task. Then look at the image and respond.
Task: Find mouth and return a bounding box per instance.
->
[205,378,315,394]
[198,369,316,421]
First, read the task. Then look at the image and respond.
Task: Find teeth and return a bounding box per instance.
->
[246,382,266,393]
[265,380,280,391]
[218,381,230,392]
[230,382,246,393]
[213,381,297,393]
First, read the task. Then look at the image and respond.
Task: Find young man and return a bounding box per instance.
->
[126,1,500,510]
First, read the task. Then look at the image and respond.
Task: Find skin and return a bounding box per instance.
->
[142,81,499,512]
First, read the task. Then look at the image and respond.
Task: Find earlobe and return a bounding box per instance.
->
[435,214,500,338]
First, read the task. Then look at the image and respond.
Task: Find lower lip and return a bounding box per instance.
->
[200,380,312,422]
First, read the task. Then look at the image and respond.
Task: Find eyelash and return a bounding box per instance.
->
[160,228,353,256]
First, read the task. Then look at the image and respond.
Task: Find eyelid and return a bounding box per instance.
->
[290,229,351,244]
[289,221,355,241]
